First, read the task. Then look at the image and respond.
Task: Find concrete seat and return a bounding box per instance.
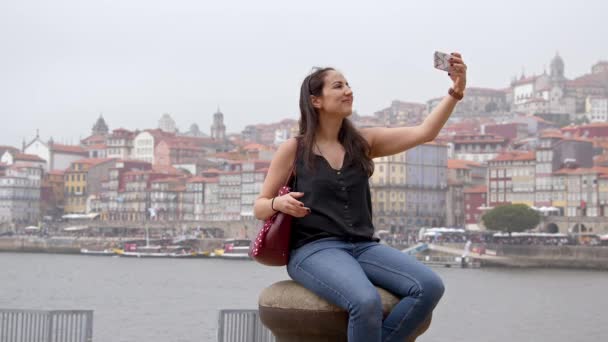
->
[258,280,432,342]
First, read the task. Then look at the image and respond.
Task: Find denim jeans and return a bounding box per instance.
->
[287,237,445,342]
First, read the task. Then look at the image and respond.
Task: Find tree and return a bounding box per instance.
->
[573,116,590,126]
[481,204,540,235]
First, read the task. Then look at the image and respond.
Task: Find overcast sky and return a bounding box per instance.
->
[1,0,606,147]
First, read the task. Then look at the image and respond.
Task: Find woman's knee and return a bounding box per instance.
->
[420,274,445,304]
[350,288,382,316]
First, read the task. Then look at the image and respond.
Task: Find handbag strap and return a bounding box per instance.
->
[281,137,300,187]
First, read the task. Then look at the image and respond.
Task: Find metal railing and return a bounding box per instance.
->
[0,309,93,342]
[217,310,275,342]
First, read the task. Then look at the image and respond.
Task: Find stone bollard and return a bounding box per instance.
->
[258,280,432,342]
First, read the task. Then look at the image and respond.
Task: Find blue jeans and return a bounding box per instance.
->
[287,237,444,342]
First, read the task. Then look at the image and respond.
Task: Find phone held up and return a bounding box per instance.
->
[433,51,453,72]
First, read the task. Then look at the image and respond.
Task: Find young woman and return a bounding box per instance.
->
[254,53,467,342]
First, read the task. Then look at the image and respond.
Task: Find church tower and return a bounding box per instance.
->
[92,115,109,136]
[550,52,565,82]
[210,107,226,141]
[158,113,177,133]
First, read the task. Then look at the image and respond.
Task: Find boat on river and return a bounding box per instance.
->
[217,239,252,260]
[80,248,116,256]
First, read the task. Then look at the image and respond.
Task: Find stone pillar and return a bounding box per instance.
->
[259,280,432,342]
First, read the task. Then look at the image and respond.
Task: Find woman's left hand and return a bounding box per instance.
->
[448,52,467,94]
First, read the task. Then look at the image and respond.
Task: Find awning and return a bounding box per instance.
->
[24,226,40,231]
[493,232,568,237]
[62,213,100,219]
[63,226,90,232]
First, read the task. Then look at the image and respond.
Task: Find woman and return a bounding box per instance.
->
[254,53,467,342]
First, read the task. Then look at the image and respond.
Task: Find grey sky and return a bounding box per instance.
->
[1,0,606,147]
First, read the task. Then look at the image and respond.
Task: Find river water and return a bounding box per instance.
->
[1,252,606,342]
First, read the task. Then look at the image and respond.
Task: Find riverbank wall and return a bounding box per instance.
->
[426,243,608,270]
[0,236,224,254]
[2,237,607,270]
[493,244,608,270]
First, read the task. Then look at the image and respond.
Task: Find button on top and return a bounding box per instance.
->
[337,171,341,175]
[344,205,348,209]
[341,187,346,191]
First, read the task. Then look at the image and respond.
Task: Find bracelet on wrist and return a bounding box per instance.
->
[271,197,278,212]
[449,87,464,101]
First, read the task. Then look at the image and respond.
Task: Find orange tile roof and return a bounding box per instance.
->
[554,166,608,175]
[151,177,183,184]
[152,165,184,175]
[490,151,535,162]
[453,138,507,144]
[540,130,564,139]
[448,178,464,186]
[0,146,20,154]
[81,134,106,144]
[424,141,448,147]
[567,71,608,88]
[203,168,222,173]
[580,122,608,128]
[72,158,115,166]
[85,144,107,150]
[529,116,552,124]
[243,143,271,151]
[14,153,45,162]
[448,159,472,170]
[50,144,87,154]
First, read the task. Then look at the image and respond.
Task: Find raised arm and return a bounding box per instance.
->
[360,53,467,158]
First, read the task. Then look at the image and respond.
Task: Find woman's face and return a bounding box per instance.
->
[313,70,353,117]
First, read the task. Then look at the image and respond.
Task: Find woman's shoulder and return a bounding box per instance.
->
[274,137,301,161]
[282,137,300,152]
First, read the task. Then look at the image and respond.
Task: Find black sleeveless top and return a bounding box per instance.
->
[290,147,378,250]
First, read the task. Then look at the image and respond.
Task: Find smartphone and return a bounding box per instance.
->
[434,51,452,72]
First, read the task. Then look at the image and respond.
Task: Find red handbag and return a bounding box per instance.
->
[250,147,298,266]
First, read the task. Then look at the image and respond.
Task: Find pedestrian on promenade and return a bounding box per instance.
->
[254,53,467,342]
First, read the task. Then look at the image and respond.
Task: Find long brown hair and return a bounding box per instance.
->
[298,67,374,176]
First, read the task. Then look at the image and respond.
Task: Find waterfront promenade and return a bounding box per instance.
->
[2,235,608,270]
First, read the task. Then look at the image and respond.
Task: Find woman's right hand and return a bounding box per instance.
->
[275,192,311,217]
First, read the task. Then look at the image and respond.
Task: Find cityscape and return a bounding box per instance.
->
[2,0,608,340]
[1,53,608,241]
